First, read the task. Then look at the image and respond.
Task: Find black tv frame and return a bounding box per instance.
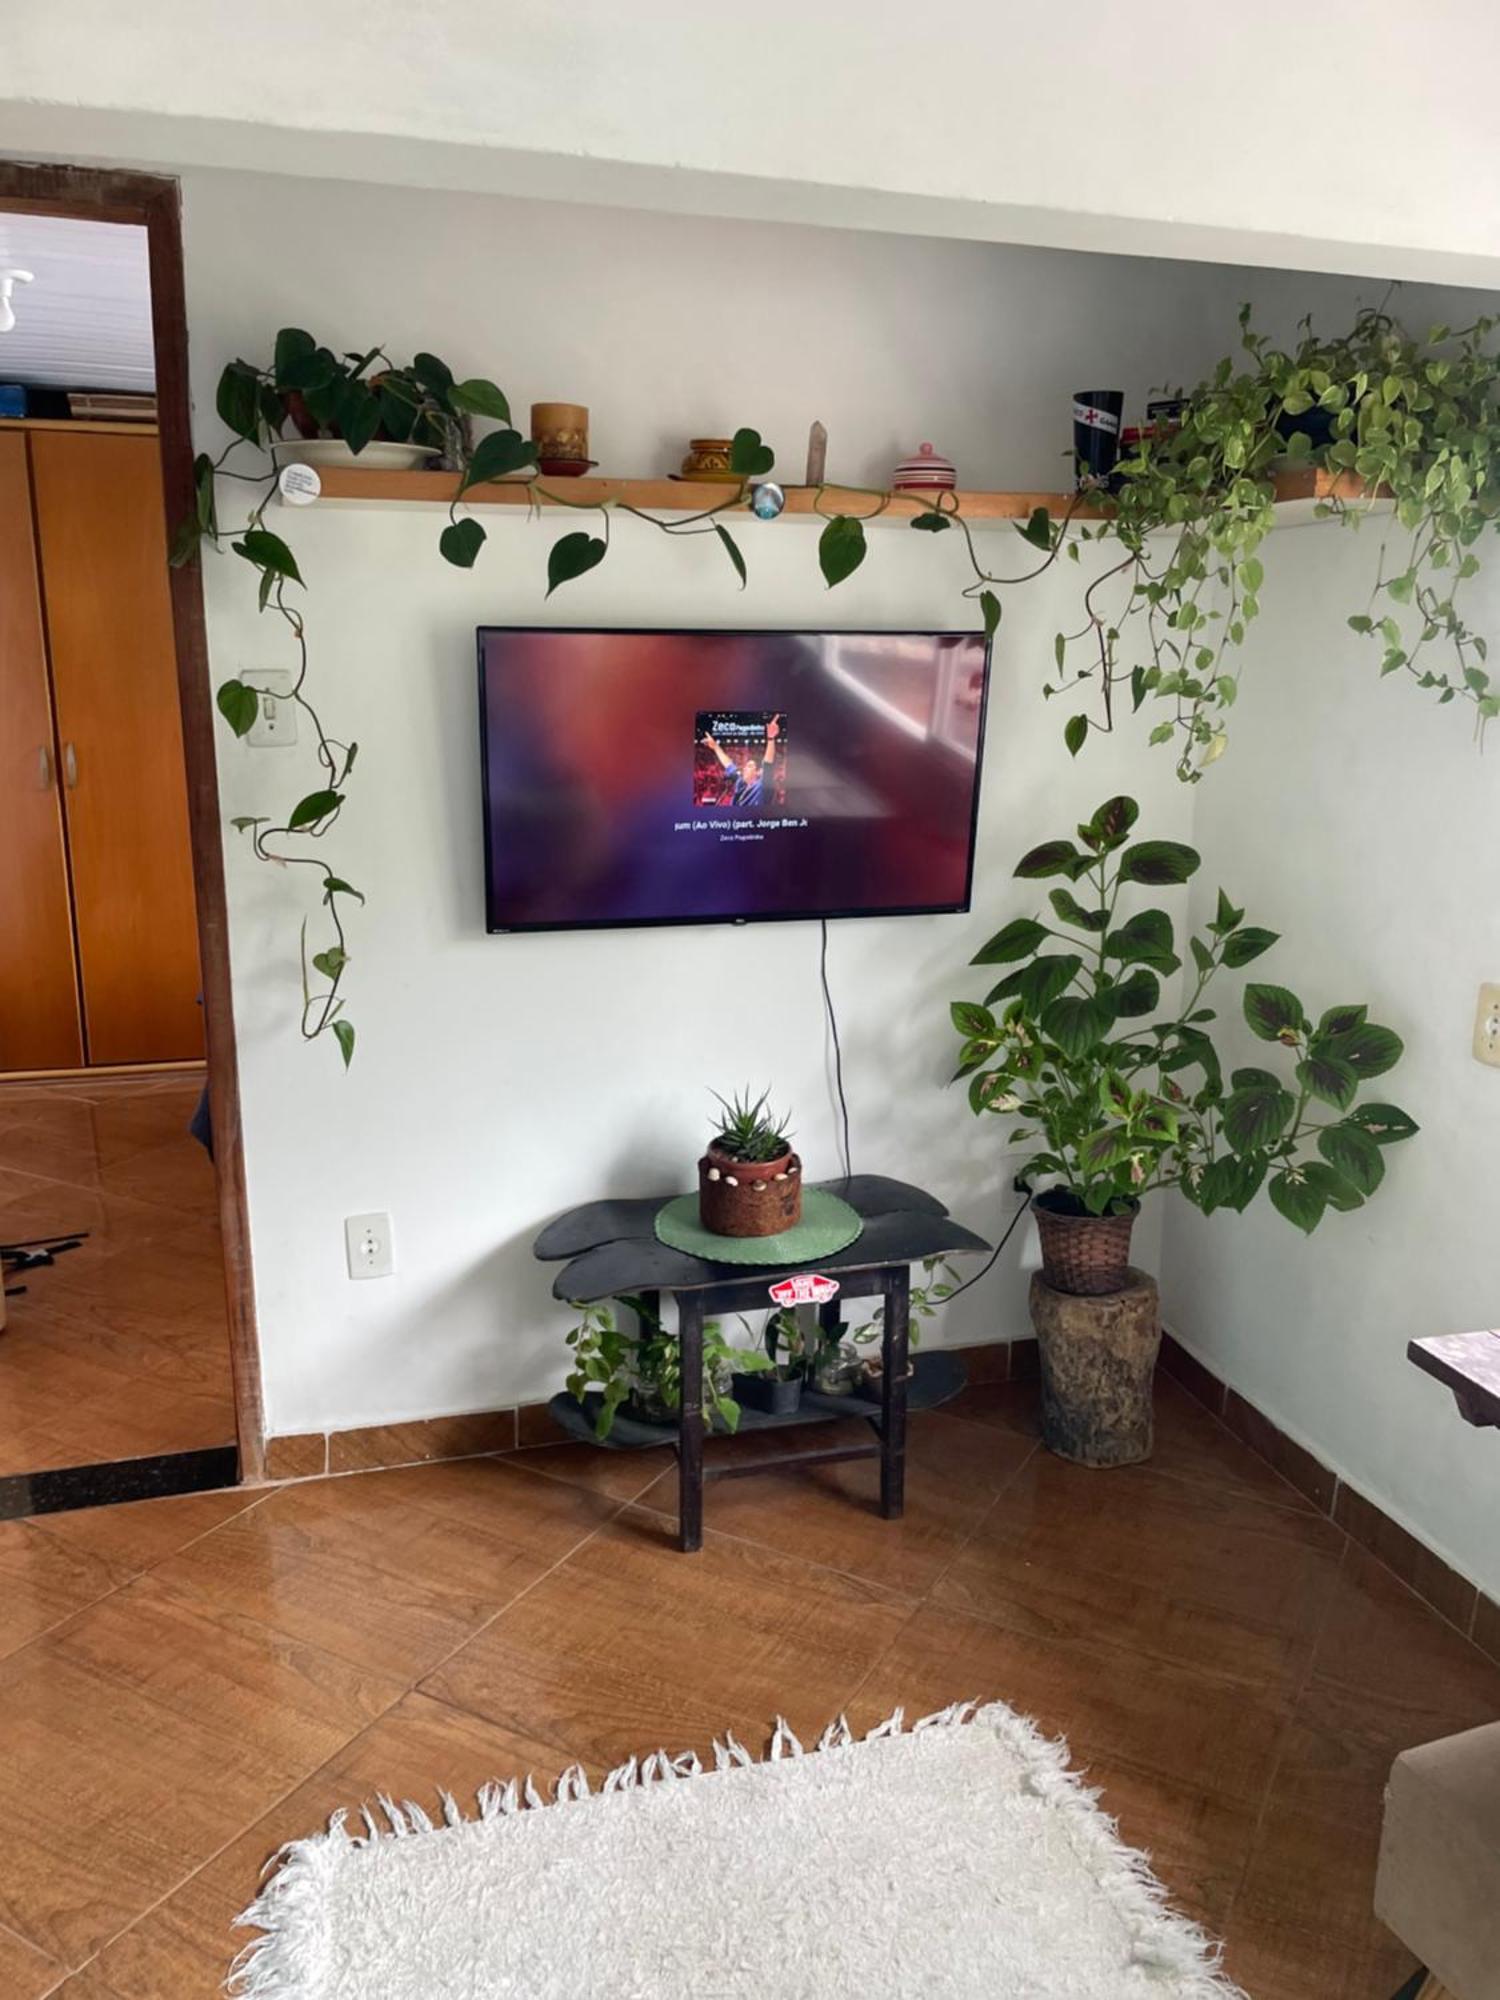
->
[477,624,993,935]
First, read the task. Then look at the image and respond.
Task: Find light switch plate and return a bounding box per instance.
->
[246,670,297,747]
[1474,983,1500,1067]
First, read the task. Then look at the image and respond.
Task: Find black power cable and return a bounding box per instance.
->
[818,918,853,1184]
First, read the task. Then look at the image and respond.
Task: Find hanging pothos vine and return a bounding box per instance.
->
[175,306,1499,1064]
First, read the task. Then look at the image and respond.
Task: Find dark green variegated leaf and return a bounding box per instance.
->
[950,1000,997,1039]
[1222,1081,1295,1155]
[1296,1053,1358,1110]
[439,518,486,568]
[1222,926,1279,968]
[1016,954,1082,1013]
[1014,840,1081,880]
[1086,796,1139,851]
[1136,1099,1178,1142]
[971,916,1047,965]
[968,1070,1017,1115]
[1118,839,1201,885]
[1323,1021,1404,1078]
[1211,888,1245,934]
[1064,713,1088,758]
[1195,1153,1266,1215]
[1109,968,1161,1018]
[1230,1065,1280,1091]
[1190,935,1214,976]
[1270,1168,1326,1234]
[1105,908,1178,970]
[1317,1003,1368,1039]
[331,1019,355,1069]
[1347,1102,1419,1145]
[547,531,607,596]
[953,1036,998,1080]
[215,679,259,738]
[1160,1025,1222,1089]
[1039,992,1114,1059]
[1317,1121,1385,1195]
[818,515,866,588]
[1079,1127,1131,1173]
[1244,983,1305,1043]
[288,788,343,830]
[1049,888,1109,932]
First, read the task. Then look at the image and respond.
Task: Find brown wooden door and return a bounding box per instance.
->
[0,431,85,1071]
[29,431,204,1065]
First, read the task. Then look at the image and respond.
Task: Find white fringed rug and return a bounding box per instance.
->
[231,1703,1245,1999]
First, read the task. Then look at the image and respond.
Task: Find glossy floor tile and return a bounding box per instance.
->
[1,1383,1495,1995]
[0,1076,236,1478]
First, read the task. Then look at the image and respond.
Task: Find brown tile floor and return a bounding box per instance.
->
[1,1376,1496,1996]
[0,1074,236,1475]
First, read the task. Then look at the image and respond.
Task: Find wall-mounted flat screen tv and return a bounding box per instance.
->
[478,627,991,933]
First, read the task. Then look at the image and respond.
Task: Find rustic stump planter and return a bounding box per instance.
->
[698,1143,802,1237]
[1029,1266,1161,1467]
[1031,1189,1139,1296]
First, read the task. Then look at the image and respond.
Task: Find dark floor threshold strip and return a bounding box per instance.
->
[0,1444,240,1521]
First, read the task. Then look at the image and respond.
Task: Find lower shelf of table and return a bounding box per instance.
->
[546,1349,966,1451]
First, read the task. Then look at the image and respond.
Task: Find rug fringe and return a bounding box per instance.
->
[227,1701,1245,1998]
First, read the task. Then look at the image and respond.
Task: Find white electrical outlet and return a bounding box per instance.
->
[1474,983,1500,1068]
[246,670,298,747]
[345,1211,394,1279]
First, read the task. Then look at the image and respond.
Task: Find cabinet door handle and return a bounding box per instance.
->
[63,742,78,788]
[38,744,54,790]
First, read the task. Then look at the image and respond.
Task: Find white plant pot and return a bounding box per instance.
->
[271,438,439,472]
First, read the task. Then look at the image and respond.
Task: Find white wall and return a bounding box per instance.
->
[175,162,1500,1607]
[1162,525,1500,1601]
[10,2,1500,286]
[178,165,1257,1435]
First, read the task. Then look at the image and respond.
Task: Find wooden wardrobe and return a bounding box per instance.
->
[0,424,204,1070]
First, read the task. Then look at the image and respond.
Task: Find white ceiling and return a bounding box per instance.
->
[0,213,155,392]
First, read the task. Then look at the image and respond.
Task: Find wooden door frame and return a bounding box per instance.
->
[0,160,266,1478]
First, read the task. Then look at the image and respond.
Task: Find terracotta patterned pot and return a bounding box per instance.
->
[698,1143,802,1237]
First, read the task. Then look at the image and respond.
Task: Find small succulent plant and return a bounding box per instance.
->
[709,1088,793,1164]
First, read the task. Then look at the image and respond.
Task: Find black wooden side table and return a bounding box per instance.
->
[532,1175,990,1552]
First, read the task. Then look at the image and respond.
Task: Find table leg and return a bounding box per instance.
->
[880,1265,910,1519]
[677,1292,704,1553]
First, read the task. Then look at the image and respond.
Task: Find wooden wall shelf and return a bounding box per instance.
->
[302,463,1373,523]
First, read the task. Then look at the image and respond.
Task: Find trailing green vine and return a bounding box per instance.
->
[179,304,1499,1063]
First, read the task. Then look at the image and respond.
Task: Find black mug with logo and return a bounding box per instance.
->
[1073,390,1124,487]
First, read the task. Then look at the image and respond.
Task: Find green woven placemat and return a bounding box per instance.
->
[654,1188,863,1264]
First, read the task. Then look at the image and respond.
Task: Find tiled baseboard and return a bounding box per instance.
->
[1159,1330,1500,1670]
[260,1340,1037,1477]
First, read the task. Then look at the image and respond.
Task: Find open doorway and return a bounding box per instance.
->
[0,165,262,1507]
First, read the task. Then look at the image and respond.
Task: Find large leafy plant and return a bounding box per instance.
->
[564,1295,771,1439]
[951,796,1418,1233]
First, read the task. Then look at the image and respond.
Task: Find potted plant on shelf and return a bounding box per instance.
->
[699,1089,802,1237]
[732,1307,806,1415]
[950,794,1417,1461]
[215,327,517,474]
[564,1295,772,1440]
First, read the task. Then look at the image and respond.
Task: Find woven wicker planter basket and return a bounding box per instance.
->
[1031,1191,1139,1297]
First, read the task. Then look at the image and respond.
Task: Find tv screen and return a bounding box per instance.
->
[478,627,991,933]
